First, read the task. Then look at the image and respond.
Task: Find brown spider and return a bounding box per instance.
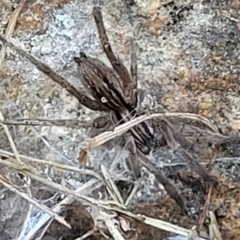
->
[0,5,219,213]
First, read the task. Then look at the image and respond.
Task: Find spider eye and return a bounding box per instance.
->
[73,57,81,64]
[79,52,87,58]
[74,52,87,64]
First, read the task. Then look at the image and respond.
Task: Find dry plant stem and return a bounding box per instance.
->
[83,112,220,151]
[0,174,71,229]
[35,218,54,240]
[0,149,132,183]
[0,154,103,180]
[0,158,43,174]
[0,0,26,65]
[106,206,206,239]
[74,229,95,240]
[2,159,126,213]
[1,118,92,128]
[0,112,23,165]
[216,157,240,163]
[101,165,124,205]
[23,178,100,240]
[124,180,139,206]
[20,168,125,209]
[0,112,34,236]
[209,211,222,240]
[104,217,125,240]
[18,203,34,240]
[198,185,213,229]
[94,211,125,240]
[0,158,107,206]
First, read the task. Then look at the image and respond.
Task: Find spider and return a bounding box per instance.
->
[0,4,218,213]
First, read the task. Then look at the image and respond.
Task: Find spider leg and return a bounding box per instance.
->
[129,37,138,107]
[93,6,131,83]
[160,121,218,187]
[92,7,134,94]
[129,37,137,90]
[137,149,187,213]
[0,36,106,112]
[125,135,141,180]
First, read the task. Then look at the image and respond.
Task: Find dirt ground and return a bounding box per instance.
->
[0,0,240,239]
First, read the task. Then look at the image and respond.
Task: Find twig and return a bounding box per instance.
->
[104,205,206,239]
[209,211,222,240]
[0,0,26,65]
[23,179,100,240]
[125,180,139,206]
[1,118,92,128]
[18,203,34,240]
[82,112,219,153]
[0,149,131,183]
[0,111,24,165]
[104,214,125,240]
[0,174,71,229]
[215,157,240,163]
[198,185,213,229]
[74,229,95,240]
[101,165,124,205]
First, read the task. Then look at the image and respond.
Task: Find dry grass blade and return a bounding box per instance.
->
[2,155,176,240]
[18,204,34,240]
[23,179,100,240]
[83,112,219,152]
[216,157,240,163]
[0,112,24,165]
[0,149,131,182]
[1,118,92,128]
[15,165,125,208]
[104,205,206,239]
[74,229,95,240]
[0,158,105,206]
[104,217,125,240]
[209,211,222,240]
[0,158,39,173]
[101,165,124,205]
[0,174,71,229]
[124,181,139,206]
[198,185,213,229]
[0,0,26,65]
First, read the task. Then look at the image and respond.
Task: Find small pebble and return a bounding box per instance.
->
[40,37,53,55]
